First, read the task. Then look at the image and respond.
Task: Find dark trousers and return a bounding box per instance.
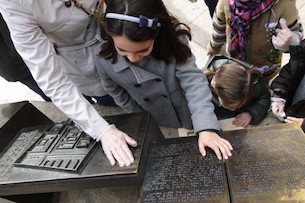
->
[204,0,218,17]
[0,14,51,101]
[84,94,116,106]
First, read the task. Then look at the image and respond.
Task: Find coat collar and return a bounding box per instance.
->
[112,56,130,72]
[112,55,162,83]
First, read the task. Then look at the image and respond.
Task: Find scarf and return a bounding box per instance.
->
[228,0,276,60]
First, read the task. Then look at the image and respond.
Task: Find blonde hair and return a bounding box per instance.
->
[213,63,253,107]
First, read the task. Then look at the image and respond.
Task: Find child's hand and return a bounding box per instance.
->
[232,112,252,127]
[271,100,286,117]
[284,116,304,127]
[198,131,233,160]
[272,18,301,52]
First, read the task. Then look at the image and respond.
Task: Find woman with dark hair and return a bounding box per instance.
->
[97,0,233,160]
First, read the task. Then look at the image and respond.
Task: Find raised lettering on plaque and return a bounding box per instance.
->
[140,123,305,203]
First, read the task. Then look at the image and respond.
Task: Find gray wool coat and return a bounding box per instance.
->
[96,53,219,133]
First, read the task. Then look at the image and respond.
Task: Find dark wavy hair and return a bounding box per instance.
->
[99,0,192,65]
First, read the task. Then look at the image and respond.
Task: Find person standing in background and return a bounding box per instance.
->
[207,0,303,80]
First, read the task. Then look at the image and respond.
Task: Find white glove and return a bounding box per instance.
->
[271,97,286,117]
[272,18,301,52]
[97,125,138,167]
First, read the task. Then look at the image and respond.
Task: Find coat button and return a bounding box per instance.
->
[65,1,72,7]
[134,84,141,88]
[155,78,162,82]
[144,98,150,102]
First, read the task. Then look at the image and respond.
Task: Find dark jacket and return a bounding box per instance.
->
[270,40,305,131]
[205,55,271,125]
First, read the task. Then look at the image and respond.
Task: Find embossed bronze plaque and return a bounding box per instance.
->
[224,124,305,202]
[140,124,305,203]
[140,136,230,203]
[0,111,164,196]
[14,121,96,173]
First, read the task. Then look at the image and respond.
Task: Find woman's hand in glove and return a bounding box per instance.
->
[99,125,138,167]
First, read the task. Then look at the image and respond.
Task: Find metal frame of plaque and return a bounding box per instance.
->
[140,124,305,203]
[0,101,54,154]
[0,110,164,196]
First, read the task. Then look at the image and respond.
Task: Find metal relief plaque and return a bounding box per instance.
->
[14,122,96,173]
[0,111,164,196]
[140,136,230,203]
[0,128,44,182]
[140,123,305,203]
[223,124,305,202]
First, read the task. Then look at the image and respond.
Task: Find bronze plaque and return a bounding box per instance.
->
[14,121,96,173]
[224,124,305,202]
[0,111,164,196]
[140,136,230,203]
[140,124,305,202]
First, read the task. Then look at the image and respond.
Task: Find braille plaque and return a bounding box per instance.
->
[225,124,305,202]
[0,111,164,196]
[140,136,229,203]
[140,123,305,203]
[14,121,96,173]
